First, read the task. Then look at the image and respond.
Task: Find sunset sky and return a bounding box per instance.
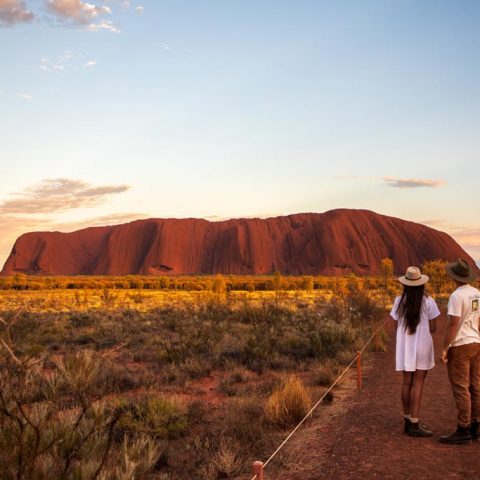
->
[1,0,479,267]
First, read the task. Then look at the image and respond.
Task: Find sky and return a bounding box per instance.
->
[1,0,479,268]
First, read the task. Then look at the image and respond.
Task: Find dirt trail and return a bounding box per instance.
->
[265,315,480,480]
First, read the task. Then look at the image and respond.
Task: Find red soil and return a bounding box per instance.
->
[265,317,480,480]
[2,209,474,276]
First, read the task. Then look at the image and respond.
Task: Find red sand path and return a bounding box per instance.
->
[261,315,480,480]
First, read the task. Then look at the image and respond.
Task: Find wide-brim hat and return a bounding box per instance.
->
[398,266,429,286]
[445,258,478,284]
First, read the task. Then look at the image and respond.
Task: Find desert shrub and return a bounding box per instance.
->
[294,309,358,359]
[212,437,243,478]
[70,312,97,328]
[335,348,356,365]
[265,375,311,426]
[113,435,165,479]
[276,333,312,361]
[216,396,267,449]
[101,288,115,306]
[98,361,156,394]
[179,357,212,379]
[218,368,247,396]
[345,290,383,326]
[312,360,338,386]
[116,395,188,439]
[0,321,159,479]
[370,327,389,353]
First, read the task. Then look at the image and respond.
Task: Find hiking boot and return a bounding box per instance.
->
[470,421,480,440]
[439,426,472,445]
[407,422,433,437]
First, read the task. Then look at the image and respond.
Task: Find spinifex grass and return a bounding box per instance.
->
[0,288,384,479]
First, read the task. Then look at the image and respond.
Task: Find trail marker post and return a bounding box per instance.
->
[356,351,362,390]
[253,461,265,480]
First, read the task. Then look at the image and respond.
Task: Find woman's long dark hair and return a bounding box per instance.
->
[396,285,426,334]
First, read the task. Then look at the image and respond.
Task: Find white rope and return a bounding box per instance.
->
[249,318,389,479]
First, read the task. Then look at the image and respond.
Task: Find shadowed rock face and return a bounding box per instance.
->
[1,209,475,276]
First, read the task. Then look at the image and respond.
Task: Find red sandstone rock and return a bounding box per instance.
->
[1,209,475,276]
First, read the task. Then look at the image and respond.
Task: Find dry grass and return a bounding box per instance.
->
[0,286,386,479]
[265,375,312,426]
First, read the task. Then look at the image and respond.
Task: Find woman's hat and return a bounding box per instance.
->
[398,266,429,286]
[445,258,478,284]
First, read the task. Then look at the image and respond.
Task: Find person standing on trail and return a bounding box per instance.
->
[439,259,480,445]
[390,266,440,437]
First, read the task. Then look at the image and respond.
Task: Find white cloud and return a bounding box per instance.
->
[382,176,446,189]
[40,51,97,73]
[87,19,119,32]
[18,93,32,100]
[2,0,143,31]
[0,0,34,25]
[40,56,65,72]
[0,178,130,214]
[46,0,111,23]
[46,0,120,32]
[333,175,446,189]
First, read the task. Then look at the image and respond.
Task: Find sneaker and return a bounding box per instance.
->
[439,426,472,445]
[470,421,480,440]
[408,422,433,437]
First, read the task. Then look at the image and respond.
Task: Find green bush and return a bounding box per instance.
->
[116,395,188,439]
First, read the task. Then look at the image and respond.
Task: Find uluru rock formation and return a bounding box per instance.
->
[1,209,475,276]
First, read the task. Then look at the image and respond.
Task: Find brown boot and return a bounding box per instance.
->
[439,426,472,444]
[470,421,480,440]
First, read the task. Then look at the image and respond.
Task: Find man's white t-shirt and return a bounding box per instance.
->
[447,284,480,347]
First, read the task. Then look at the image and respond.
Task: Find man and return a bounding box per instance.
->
[440,258,480,444]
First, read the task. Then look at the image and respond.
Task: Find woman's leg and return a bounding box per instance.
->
[402,371,414,415]
[410,369,428,419]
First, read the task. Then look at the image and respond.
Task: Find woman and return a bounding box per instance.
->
[390,266,440,437]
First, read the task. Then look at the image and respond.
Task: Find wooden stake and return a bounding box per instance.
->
[253,461,265,480]
[356,351,362,390]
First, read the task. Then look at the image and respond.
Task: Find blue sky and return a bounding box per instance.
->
[1,0,479,267]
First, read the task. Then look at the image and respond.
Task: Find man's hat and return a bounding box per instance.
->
[445,258,478,284]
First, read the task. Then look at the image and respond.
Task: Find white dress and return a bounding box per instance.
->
[390,295,440,372]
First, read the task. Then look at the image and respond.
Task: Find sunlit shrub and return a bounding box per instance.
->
[265,375,311,426]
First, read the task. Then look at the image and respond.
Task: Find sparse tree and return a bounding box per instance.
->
[303,276,314,292]
[422,259,451,293]
[213,274,226,294]
[379,258,394,291]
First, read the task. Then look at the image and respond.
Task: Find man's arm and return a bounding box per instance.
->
[441,315,461,363]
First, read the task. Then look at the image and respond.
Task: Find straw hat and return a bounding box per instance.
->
[445,258,478,284]
[398,266,429,286]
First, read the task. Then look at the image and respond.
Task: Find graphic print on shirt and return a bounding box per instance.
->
[472,298,479,313]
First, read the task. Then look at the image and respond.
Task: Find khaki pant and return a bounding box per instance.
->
[447,343,480,427]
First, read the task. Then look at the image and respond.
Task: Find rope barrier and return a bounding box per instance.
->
[250,318,390,480]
